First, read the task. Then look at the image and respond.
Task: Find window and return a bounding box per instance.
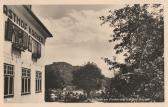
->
[35,71,42,93]
[5,19,23,44]
[5,19,29,51]
[5,19,13,41]
[32,39,41,59]
[32,39,38,54]
[5,19,42,54]
[4,63,14,98]
[22,31,29,49]
[21,68,31,95]
[11,23,22,44]
[37,42,41,58]
[28,36,32,52]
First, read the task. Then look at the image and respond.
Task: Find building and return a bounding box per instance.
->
[3,5,52,103]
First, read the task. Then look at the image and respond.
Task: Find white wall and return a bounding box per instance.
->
[3,6,46,103]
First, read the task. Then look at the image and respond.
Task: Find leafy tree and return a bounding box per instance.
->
[72,62,104,98]
[45,66,65,89]
[100,4,164,101]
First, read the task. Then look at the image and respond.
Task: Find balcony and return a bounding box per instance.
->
[12,42,26,52]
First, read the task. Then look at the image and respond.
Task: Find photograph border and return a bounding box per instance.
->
[0,0,167,107]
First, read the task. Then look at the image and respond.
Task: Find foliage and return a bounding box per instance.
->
[45,65,65,89]
[100,4,164,101]
[72,62,104,97]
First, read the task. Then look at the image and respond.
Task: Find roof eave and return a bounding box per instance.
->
[23,5,53,38]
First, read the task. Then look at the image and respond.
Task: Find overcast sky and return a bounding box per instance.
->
[32,5,125,78]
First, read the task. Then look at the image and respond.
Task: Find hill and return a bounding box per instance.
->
[45,62,80,86]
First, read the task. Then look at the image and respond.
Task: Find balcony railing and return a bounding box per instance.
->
[12,42,26,51]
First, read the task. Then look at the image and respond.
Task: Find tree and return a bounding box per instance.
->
[72,62,104,98]
[100,4,164,101]
[45,66,65,89]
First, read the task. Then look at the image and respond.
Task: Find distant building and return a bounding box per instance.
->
[3,5,52,103]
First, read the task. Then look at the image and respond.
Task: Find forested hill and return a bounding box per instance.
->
[45,62,80,86]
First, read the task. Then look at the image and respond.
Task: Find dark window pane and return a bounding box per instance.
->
[22,78,24,93]
[40,80,41,91]
[9,77,13,94]
[36,79,37,91]
[7,66,10,74]
[4,76,8,95]
[36,79,38,91]
[6,20,13,41]
[38,79,39,91]
[37,80,38,91]
[28,79,30,92]
[25,79,27,92]
[38,79,40,91]
[5,21,8,40]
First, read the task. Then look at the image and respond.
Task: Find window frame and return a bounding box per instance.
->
[21,68,31,95]
[4,63,14,98]
[35,71,42,93]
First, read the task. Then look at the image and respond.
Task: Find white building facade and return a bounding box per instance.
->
[3,5,52,103]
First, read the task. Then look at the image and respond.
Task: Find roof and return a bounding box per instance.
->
[23,5,53,37]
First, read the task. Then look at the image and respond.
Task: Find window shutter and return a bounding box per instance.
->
[25,33,29,49]
[31,39,36,53]
[23,32,28,49]
[37,42,41,58]
[35,40,38,54]
[5,21,8,40]
[28,36,32,52]
[5,19,13,41]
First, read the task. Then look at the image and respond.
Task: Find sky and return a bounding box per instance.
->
[32,5,126,78]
